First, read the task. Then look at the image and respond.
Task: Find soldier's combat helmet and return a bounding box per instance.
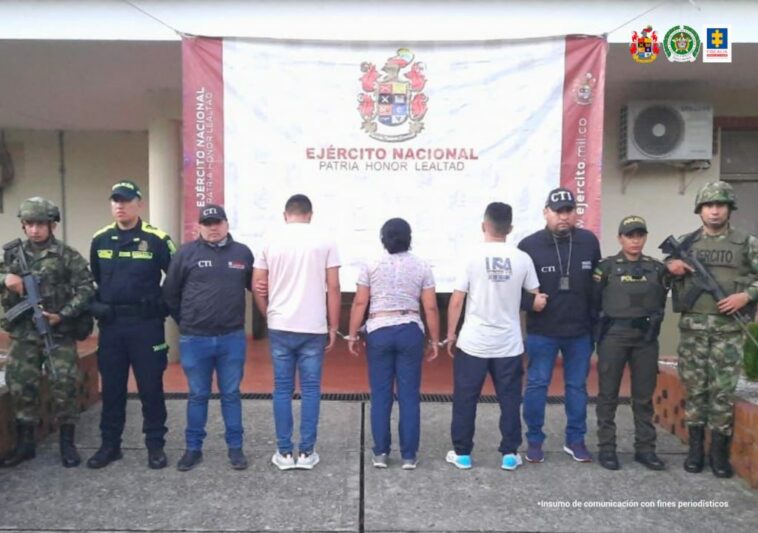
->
[17,197,61,222]
[694,181,737,213]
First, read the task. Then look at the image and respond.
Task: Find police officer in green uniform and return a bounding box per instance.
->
[0,198,95,468]
[593,215,668,471]
[666,181,758,478]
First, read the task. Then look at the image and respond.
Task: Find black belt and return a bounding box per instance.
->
[111,304,142,317]
[610,317,651,330]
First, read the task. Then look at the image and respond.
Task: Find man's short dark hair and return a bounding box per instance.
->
[380,218,412,254]
[284,194,313,215]
[484,202,513,236]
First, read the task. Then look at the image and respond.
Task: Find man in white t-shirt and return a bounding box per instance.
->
[253,194,341,471]
[445,202,546,471]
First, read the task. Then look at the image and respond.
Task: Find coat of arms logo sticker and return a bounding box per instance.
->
[358,48,428,142]
[573,72,598,105]
[630,25,660,63]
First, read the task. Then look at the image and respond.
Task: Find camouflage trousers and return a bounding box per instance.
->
[677,329,742,435]
[5,337,81,425]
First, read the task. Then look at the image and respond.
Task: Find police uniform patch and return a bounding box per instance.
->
[138,240,149,252]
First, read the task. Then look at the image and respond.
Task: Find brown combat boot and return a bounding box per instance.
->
[0,422,36,467]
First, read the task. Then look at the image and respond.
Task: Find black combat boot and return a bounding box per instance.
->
[709,430,734,478]
[0,422,36,467]
[683,425,705,473]
[59,424,81,468]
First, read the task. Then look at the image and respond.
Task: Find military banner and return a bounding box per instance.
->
[182,36,606,290]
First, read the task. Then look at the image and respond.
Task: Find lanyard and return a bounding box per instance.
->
[552,233,573,277]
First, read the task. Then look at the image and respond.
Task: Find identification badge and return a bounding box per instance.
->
[559,275,571,292]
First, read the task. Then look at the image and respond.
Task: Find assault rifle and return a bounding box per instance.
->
[660,234,758,350]
[2,238,58,378]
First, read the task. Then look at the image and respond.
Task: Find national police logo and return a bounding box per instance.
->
[358,48,427,142]
[138,240,149,252]
[663,25,701,62]
[630,25,660,63]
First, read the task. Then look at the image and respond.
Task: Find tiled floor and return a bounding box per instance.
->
[136,338,632,396]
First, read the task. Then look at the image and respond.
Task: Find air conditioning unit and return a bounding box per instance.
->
[620,101,713,163]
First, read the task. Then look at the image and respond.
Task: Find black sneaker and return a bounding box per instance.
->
[86,445,123,469]
[176,450,203,472]
[228,448,248,470]
[634,451,665,471]
[148,448,168,470]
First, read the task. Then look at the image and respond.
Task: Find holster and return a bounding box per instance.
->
[595,315,612,345]
[643,312,664,343]
[89,301,115,325]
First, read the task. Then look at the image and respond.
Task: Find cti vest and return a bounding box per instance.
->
[676,228,755,314]
[602,257,666,318]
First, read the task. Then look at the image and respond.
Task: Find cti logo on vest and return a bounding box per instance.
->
[198,260,213,268]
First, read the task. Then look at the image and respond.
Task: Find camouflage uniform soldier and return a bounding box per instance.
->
[666,182,758,478]
[0,197,95,468]
[593,216,669,471]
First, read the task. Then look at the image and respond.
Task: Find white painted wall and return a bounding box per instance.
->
[0,130,150,257]
[1,34,756,352]
[602,44,758,354]
[0,1,756,43]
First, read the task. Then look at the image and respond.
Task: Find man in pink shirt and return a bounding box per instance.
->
[253,194,341,470]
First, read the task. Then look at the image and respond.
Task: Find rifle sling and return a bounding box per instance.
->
[4,299,33,322]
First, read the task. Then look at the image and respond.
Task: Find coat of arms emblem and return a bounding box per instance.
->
[358,48,427,142]
[573,72,598,105]
[630,25,660,63]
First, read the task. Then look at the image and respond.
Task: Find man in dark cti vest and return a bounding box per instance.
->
[666,181,758,478]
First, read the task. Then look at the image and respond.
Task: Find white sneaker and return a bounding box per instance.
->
[296,451,320,470]
[501,453,523,471]
[372,453,389,468]
[271,451,296,471]
[401,458,418,470]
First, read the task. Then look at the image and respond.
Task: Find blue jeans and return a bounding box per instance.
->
[523,333,592,445]
[366,323,425,460]
[179,329,246,451]
[268,329,327,454]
